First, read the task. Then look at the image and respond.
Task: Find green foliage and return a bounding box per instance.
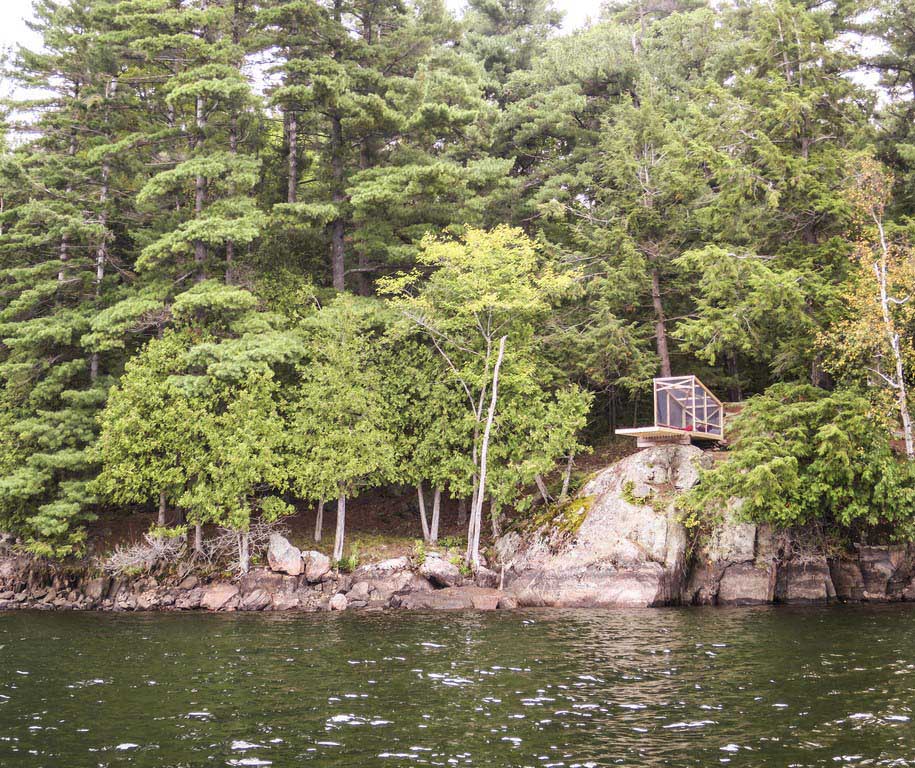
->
[4,0,915,558]
[412,539,427,566]
[286,296,397,503]
[337,542,361,573]
[684,385,915,532]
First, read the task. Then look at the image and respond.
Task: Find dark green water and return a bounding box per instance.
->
[1,607,914,767]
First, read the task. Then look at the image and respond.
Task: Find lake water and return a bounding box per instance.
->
[1,606,914,767]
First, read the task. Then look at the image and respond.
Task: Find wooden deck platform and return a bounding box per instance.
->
[616,426,725,448]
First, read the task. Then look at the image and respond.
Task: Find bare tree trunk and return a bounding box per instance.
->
[431,487,441,543]
[194,523,203,554]
[417,482,430,542]
[874,217,915,459]
[333,490,346,563]
[534,474,552,504]
[314,499,325,542]
[457,497,467,526]
[238,530,250,573]
[158,490,167,527]
[490,500,501,538]
[287,109,297,204]
[468,335,507,566]
[651,267,672,377]
[560,453,574,501]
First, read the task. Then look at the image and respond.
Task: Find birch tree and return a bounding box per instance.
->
[824,158,915,458]
[380,226,585,564]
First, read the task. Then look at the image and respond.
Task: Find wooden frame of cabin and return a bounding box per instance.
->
[617,375,724,447]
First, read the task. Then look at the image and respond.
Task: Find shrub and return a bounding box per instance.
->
[684,384,915,533]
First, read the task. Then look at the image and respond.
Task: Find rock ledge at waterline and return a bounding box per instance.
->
[3,444,915,612]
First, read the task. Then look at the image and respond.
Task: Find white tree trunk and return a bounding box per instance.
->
[333,491,346,563]
[417,482,431,542]
[314,499,325,542]
[874,217,915,459]
[238,530,250,573]
[467,335,507,566]
[431,487,441,543]
[194,523,203,554]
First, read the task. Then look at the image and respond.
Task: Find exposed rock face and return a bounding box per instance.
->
[682,502,777,606]
[267,534,304,576]
[855,545,914,600]
[474,566,500,589]
[502,445,707,608]
[420,555,463,588]
[348,558,433,604]
[394,586,501,611]
[777,560,835,603]
[200,583,239,611]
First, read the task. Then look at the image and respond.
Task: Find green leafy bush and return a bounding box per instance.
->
[684,384,915,533]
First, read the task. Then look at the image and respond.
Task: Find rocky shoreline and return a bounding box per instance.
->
[4,444,915,613]
[0,550,517,613]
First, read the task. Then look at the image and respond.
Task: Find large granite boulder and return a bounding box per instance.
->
[419,555,463,588]
[303,551,331,583]
[502,445,707,608]
[267,534,304,576]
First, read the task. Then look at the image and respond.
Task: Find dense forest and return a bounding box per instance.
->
[1,0,915,568]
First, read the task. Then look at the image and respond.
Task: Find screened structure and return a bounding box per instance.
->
[618,376,724,447]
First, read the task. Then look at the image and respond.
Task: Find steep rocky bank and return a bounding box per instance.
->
[499,444,915,607]
[3,445,915,612]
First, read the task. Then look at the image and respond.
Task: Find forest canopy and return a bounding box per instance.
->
[2,0,915,564]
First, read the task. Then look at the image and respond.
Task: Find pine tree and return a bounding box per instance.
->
[0,0,143,554]
[261,0,510,292]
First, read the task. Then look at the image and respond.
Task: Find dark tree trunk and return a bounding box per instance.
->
[651,267,672,377]
[287,110,298,204]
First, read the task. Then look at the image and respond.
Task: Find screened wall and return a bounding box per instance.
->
[654,376,723,438]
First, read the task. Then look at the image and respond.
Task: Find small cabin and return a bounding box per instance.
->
[617,375,724,448]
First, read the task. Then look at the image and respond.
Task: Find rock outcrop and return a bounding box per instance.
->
[682,502,777,606]
[501,444,707,607]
